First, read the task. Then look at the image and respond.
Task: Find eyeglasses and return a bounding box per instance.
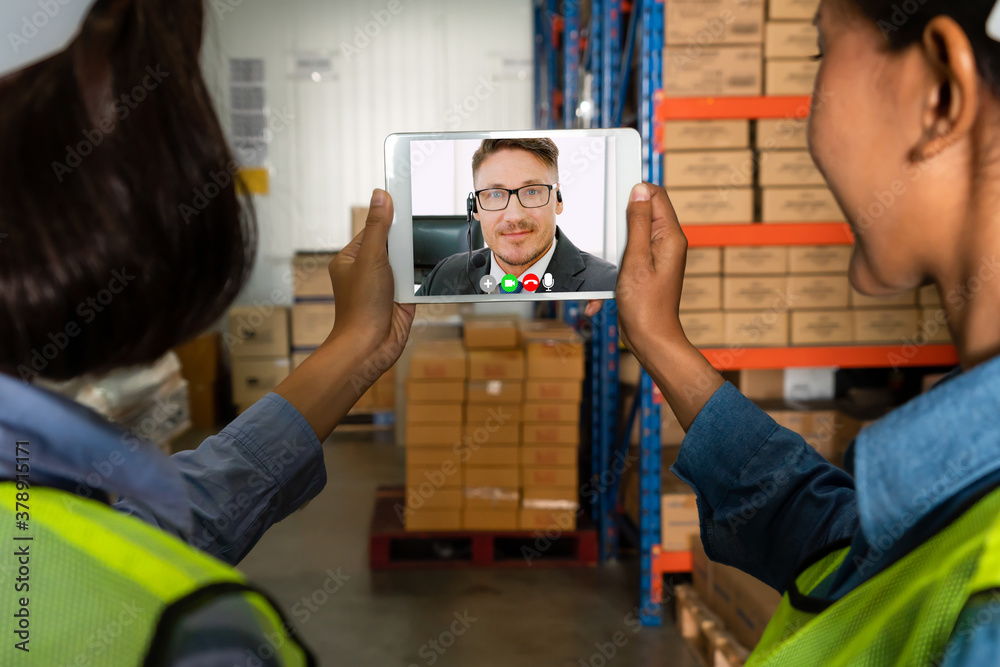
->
[475,184,557,212]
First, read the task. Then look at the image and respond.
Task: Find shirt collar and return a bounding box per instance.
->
[0,373,194,535]
[489,235,559,287]
[854,354,1000,546]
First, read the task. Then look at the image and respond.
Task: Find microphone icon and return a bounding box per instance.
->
[542,273,555,291]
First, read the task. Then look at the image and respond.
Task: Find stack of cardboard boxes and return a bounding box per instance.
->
[228,306,290,413]
[764,0,822,97]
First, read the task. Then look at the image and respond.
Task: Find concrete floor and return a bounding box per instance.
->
[189,427,698,666]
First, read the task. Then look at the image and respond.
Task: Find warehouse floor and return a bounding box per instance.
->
[174,427,697,666]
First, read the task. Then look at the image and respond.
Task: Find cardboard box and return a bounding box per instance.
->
[522,467,578,488]
[691,536,711,601]
[723,276,789,310]
[409,341,468,380]
[408,403,464,424]
[231,357,290,405]
[465,447,520,467]
[227,307,289,358]
[175,333,220,384]
[919,285,942,307]
[792,310,854,345]
[736,369,785,400]
[723,246,789,275]
[405,508,462,532]
[291,302,335,349]
[522,486,579,508]
[404,487,463,510]
[920,308,952,344]
[463,487,519,510]
[467,380,523,404]
[724,311,790,346]
[854,309,920,344]
[663,120,750,151]
[758,150,825,187]
[787,275,850,309]
[467,349,525,381]
[407,379,465,403]
[464,422,520,445]
[680,311,726,347]
[685,247,723,276]
[665,150,754,188]
[406,423,463,447]
[521,446,578,467]
[850,289,917,308]
[525,380,583,403]
[765,58,820,96]
[463,318,519,349]
[730,573,782,650]
[522,403,580,423]
[522,423,580,446]
[681,276,723,311]
[663,45,763,97]
[665,0,765,46]
[670,188,754,224]
[465,404,522,425]
[520,324,585,380]
[661,493,700,551]
[762,187,844,223]
[351,206,369,238]
[757,118,809,150]
[463,509,518,531]
[291,253,335,299]
[518,508,578,531]
[765,20,818,58]
[464,466,520,489]
[788,245,852,274]
[406,464,462,489]
[408,448,462,468]
[769,0,821,20]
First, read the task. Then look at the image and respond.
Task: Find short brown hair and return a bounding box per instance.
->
[472,138,560,181]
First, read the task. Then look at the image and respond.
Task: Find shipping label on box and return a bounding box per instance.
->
[665,0,764,46]
[464,487,520,511]
[670,188,754,224]
[464,466,520,489]
[788,245,852,274]
[757,118,809,150]
[765,58,820,96]
[405,508,462,532]
[291,253,335,299]
[520,446,579,467]
[518,508,578,531]
[466,404,521,425]
[724,311,790,346]
[522,467,578,487]
[407,464,462,489]
[680,311,726,347]
[231,357,290,405]
[408,403,464,424]
[522,403,580,423]
[681,276,723,311]
[850,288,917,308]
[685,247,723,276]
[522,486,579,508]
[664,45,763,97]
[522,423,580,446]
[525,380,583,403]
[407,379,466,404]
[787,275,850,309]
[467,379,523,404]
[759,150,825,187]
[404,486,463,510]
[768,0,821,20]
[762,187,844,223]
[723,246,790,275]
[765,21,818,58]
[467,349,525,381]
[724,276,790,310]
[465,447,519,467]
[464,422,520,445]
[463,318,520,349]
[854,309,920,344]
[409,341,468,380]
[666,150,754,189]
[791,310,854,345]
[227,307,289,358]
[664,120,750,151]
[406,423,463,447]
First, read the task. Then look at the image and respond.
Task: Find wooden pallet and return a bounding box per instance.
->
[369,487,598,570]
[675,586,751,667]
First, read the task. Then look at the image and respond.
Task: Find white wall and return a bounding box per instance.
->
[200,0,534,305]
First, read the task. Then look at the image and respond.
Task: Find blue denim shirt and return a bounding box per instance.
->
[672,353,1000,665]
[0,373,325,664]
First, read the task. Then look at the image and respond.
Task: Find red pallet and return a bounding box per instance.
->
[369,487,598,570]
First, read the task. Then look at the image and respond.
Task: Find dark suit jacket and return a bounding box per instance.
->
[414,227,617,296]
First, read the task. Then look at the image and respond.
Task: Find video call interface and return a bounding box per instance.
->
[409,136,619,297]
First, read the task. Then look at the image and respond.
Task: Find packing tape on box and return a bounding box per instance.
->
[522,499,581,511]
[464,487,519,503]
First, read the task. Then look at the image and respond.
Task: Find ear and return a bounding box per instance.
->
[914,16,979,162]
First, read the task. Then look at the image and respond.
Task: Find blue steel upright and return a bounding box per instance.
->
[563,0,580,128]
[590,300,620,561]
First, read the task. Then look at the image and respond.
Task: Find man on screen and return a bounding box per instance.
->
[415,138,617,295]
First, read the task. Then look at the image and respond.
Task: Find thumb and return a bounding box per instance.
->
[622,183,653,271]
[360,189,393,259]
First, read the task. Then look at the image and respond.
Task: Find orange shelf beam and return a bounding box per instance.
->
[651,546,692,604]
[682,223,854,247]
[656,95,812,121]
[696,344,959,371]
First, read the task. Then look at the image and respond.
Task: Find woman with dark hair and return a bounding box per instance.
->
[0,0,412,663]
[616,0,1000,664]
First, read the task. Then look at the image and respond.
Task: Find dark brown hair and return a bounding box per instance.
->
[0,0,255,381]
[472,138,560,180]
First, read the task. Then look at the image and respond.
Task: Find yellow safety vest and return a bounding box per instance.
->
[747,486,1000,666]
[0,483,314,665]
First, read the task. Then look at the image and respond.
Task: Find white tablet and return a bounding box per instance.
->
[385,128,641,303]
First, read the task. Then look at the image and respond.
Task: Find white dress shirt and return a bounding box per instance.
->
[487,236,558,293]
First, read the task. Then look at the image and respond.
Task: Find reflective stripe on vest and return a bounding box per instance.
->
[747,486,1000,666]
[0,483,313,665]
